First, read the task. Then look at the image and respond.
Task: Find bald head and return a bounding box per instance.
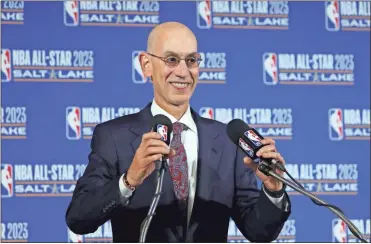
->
[146,22,197,54]
[139,22,199,113]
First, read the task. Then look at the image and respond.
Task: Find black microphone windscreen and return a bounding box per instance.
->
[226,119,251,145]
[151,114,173,147]
[151,114,173,133]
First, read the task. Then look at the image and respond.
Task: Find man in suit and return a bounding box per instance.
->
[66,21,291,242]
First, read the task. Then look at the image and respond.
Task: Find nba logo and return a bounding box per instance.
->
[64,0,79,26]
[132,51,149,84]
[66,107,82,140]
[239,138,254,158]
[1,164,13,198]
[197,0,212,29]
[157,125,168,141]
[1,49,12,82]
[244,130,262,147]
[329,108,344,141]
[332,219,348,242]
[199,107,214,119]
[325,0,340,31]
[68,228,84,242]
[263,53,278,85]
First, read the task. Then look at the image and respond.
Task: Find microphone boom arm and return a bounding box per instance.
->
[258,161,368,243]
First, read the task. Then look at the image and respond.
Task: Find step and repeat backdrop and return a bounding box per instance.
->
[1,0,370,242]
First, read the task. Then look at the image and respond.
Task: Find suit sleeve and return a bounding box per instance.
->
[231,148,291,242]
[65,124,128,235]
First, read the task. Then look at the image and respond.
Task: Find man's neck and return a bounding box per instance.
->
[154,96,188,121]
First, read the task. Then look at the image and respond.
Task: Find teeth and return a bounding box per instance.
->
[171,82,189,88]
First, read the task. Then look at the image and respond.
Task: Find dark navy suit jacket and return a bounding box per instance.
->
[66,103,291,242]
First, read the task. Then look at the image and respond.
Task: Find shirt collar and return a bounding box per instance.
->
[150,99,198,134]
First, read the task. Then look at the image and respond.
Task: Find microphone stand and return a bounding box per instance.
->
[139,158,167,243]
[258,161,368,243]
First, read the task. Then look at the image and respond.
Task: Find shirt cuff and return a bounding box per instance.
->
[263,186,287,210]
[119,173,134,199]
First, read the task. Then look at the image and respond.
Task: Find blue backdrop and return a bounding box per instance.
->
[1,0,370,242]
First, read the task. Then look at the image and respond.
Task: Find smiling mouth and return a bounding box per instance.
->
[169,82,191,89]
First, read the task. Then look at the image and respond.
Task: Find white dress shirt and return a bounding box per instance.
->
[119,100,286,225]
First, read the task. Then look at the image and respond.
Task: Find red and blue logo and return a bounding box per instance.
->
[332,219,348,242]
[157,125,168,141]
[64,0,79,26]
[1,49,12,82]
[238,138,254,158]
[1,164,13,198]
[66,107,82,140]
[326,0,340,31]
[329,108,344,141]
[197,0,212,29]
[244,130,263,147]
[199,107,214,119]
[132,51,149,84]
[263,53,278,85]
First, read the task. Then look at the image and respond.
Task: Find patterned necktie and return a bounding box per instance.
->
[168,122,189,201]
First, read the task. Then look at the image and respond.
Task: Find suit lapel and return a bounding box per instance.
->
[129,103,152,152]
[191,109,222,202]
[186,109,223,239]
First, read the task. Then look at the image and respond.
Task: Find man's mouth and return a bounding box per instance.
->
[169,82,191,89]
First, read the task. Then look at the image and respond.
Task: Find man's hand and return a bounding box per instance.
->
[243,138,285,192]
[126,132,175,187]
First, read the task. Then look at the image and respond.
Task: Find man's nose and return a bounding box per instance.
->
[173,60,190,78]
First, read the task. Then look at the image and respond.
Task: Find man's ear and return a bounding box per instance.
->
[139,52,152,78]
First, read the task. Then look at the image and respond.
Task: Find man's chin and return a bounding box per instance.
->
[169,96,191,107]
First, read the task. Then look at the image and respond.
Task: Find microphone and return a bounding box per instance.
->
[139,114,173,243]
[151,114,173,170]
[226,118,285,172]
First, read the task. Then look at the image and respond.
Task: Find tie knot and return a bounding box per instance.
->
[173,122,185,135]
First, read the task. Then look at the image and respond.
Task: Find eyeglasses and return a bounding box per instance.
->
[146,52,202,68]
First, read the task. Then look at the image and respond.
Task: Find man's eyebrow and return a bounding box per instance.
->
[163,51,198,57]
[163,51,178,56]
[186,52,199,57]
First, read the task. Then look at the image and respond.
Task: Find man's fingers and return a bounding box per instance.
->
[260,138,275,145]
[260,152,283,162]
[144,138,169,149]
[256,145,276,156]
[169,149,176,158]
[142,132,162,142]
[243,157,258,171]
[276,154,285,165]
[143,154,163,166]
[145,146,170,156]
